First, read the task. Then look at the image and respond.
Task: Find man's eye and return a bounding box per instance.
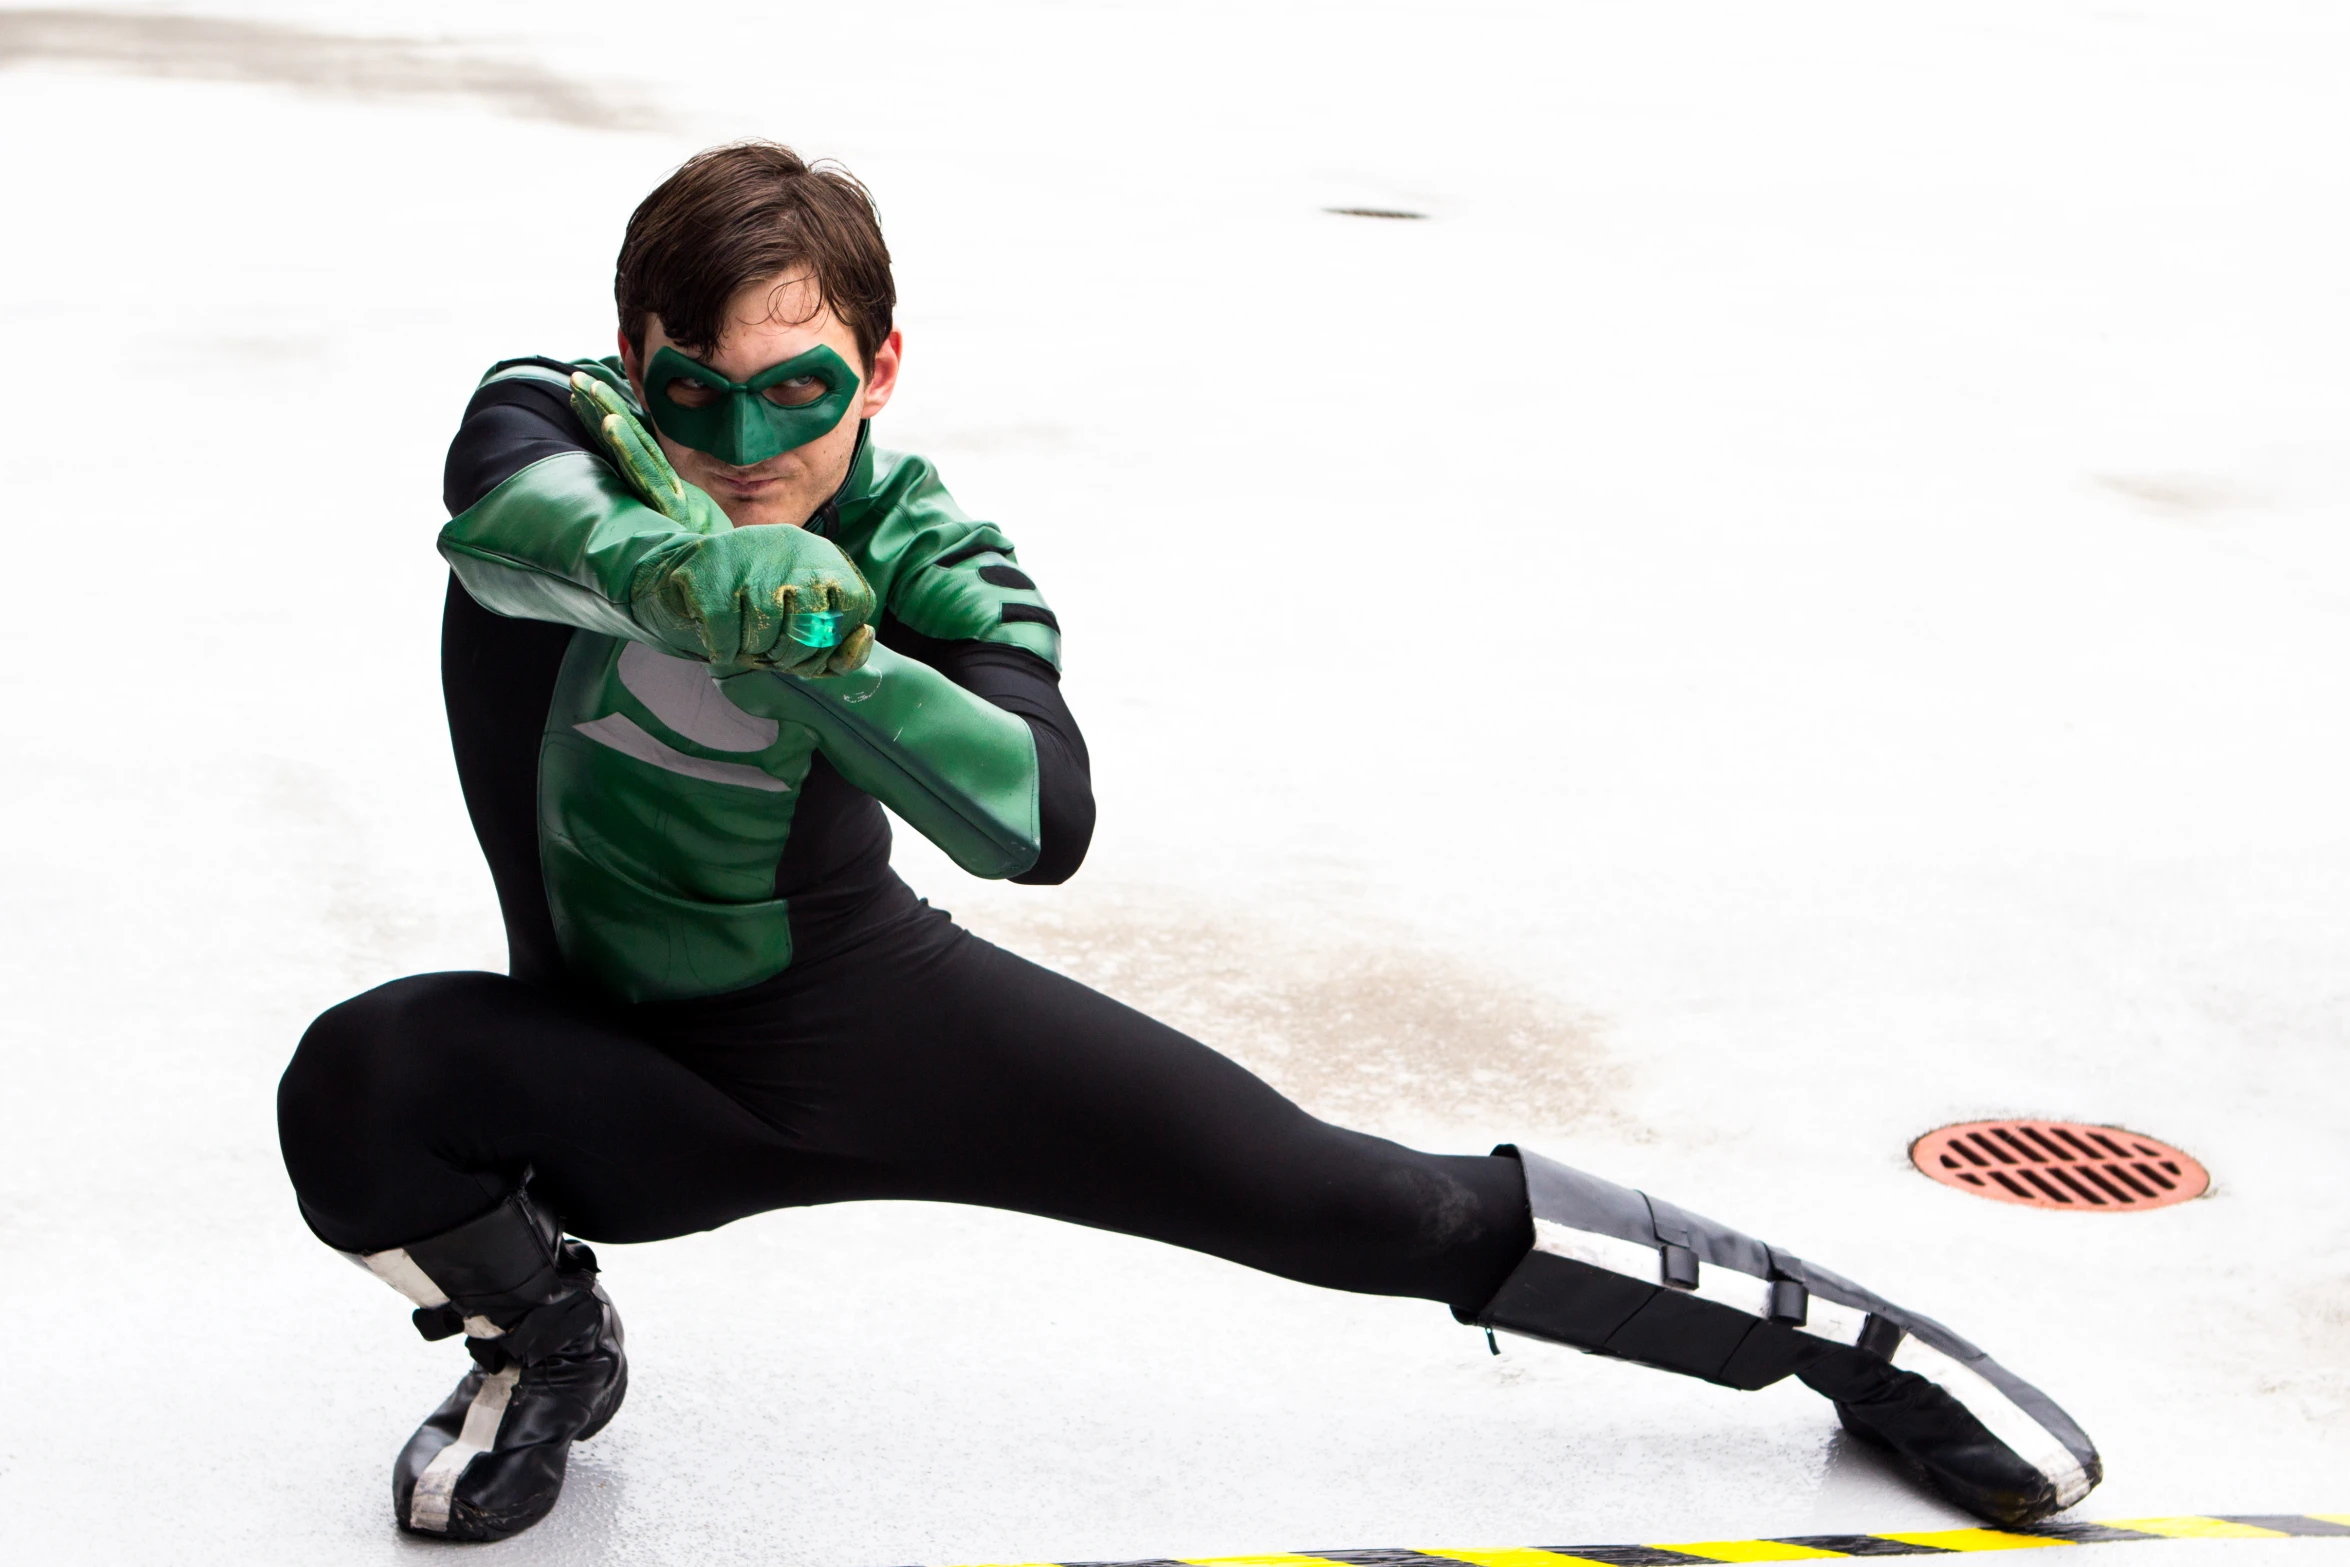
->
[760,376,828,409]
[664,378,721,410]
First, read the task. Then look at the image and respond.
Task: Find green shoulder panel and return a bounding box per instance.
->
[832,447,1062,668]
[478,354,632,402]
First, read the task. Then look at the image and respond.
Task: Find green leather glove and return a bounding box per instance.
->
[570,372,876,676]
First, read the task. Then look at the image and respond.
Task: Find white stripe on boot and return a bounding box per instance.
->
[406,1366,521,1533]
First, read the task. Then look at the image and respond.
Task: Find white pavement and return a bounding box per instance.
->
[1,2,2346,1563]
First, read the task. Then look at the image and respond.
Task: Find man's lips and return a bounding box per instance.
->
[710,471,782,497]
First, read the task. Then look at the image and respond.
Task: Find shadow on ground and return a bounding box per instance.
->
[0,8,666,129]
[958,882,1628,1138]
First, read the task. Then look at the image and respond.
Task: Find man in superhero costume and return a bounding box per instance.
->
[278,142,2103,1543]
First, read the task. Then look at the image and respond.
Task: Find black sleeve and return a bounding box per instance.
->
[878,617,1096,885]
[443,359,597,516]
[438,360,606,982]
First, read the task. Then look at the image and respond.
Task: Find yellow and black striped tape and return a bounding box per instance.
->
[950,1513,2350,1567]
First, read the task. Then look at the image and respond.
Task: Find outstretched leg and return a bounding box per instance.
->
[635,913,1536,1315]
[1473,1148,2101,1524]
[679,919,2100,1526]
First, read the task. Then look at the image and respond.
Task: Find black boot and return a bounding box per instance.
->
[1471,1147,2100,1526]
[350,1190,628,1541]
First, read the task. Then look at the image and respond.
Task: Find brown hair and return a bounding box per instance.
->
[615,141,895,366]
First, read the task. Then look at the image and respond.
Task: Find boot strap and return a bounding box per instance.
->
[486,1286,606,1365]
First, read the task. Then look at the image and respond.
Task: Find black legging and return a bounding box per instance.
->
[279,893,1533,1316]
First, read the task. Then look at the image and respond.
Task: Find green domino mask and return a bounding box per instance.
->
[643,343,860,466]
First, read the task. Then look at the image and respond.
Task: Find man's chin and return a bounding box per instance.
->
[697,475,813,529]
[738,505,813,529]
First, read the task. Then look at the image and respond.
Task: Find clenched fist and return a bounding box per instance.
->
[631,526,876,676]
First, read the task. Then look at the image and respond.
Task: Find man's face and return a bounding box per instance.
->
[620,269,901,529]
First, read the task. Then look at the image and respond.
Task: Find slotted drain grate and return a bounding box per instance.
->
[1912,1120,2208,1211]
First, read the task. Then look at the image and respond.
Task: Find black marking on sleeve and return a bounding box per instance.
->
[1000,604,1060,630]
[978,563,1036,590]
[1530,1549,1707,1566]
[929,537,1007,570]
[1775,1536,1955,1555]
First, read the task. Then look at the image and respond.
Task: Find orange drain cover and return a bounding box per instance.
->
[1911,1121,2208,1211]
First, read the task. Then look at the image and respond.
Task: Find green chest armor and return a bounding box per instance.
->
[538,633,1042,1001]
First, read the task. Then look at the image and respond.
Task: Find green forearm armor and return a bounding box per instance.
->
[719,647,1040,880]
[439,449,712,642]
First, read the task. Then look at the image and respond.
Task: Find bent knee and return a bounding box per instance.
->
[277,972,507,1167]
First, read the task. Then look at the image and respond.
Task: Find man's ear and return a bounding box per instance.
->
[616,329,645,402]
[860,330,904,418]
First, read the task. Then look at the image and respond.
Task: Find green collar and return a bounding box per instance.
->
[802,421,875,539]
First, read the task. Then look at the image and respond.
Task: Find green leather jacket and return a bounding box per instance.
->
[439,356,1065,1002]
